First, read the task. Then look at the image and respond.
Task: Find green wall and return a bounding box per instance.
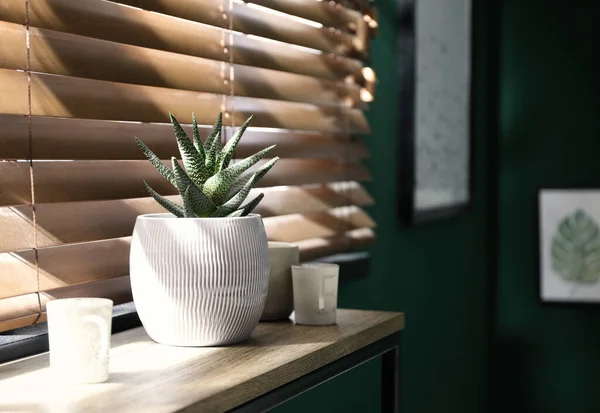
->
[275,0,496,411]
[493,1,600,412]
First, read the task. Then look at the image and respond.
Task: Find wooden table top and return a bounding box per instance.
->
[0,309,404,413]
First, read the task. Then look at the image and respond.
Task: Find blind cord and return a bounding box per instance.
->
[24,0,43,323]
[228,0,235,132]
[343,98,352,251]
[220,0,235,145]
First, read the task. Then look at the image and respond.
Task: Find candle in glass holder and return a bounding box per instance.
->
[292,263,339,325]
[47,298,113,384]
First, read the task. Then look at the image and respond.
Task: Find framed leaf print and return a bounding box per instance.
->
[539,189,600,303]
[397,0,474,226]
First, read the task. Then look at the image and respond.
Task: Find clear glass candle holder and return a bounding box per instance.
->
[46,298,113,384]
[292,263,339,325]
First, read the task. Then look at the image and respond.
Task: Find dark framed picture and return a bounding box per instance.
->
[397,0,474,226]
[539,189,600,304]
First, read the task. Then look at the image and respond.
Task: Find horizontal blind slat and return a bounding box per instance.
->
[298,227,375,261]
[245,0,363,32]
[0,115,368,161]
[0,160,371,206]
[0,183,374,251]
[0,208,373,299]
[253,182,374,217]
[0,69,369,133]
[0,0,363,80]
[263,206,375,242]
[0,276,132,332]
[0,22,363,108]
[111,0,356,55]
[0,239,130,299]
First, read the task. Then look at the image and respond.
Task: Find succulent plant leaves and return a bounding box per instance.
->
[217,115,253,171]
[210,173,258,217]
[143,181,184,217]
[181,185,214,217]
[203,145,275,204]
[204,131,221,175]
[191,113,205,160]
[138,113,276,218]
[224,157,279,202]
[172,157,215,216]
[241,192,265,216]
[203,113,222,153]
[135,137,176,186]
[170,114,206,186]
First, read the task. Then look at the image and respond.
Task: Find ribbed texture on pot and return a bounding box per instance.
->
[130,213,269,346]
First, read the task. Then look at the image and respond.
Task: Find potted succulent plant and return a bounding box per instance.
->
[129,113,278,347]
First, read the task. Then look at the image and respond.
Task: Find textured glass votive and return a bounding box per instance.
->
[292,263,339,325]
[47,298,113,384]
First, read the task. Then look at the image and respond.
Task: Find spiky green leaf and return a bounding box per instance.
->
[204,131,221,174]
[203,145,275,204]
[191,113,205,159]
[210,173,258,217]
[217,115,253,171]
[135,137,176,186]
[241,193,264,216]
[188,186,216,217]
[203,112,222,151]
[225,193,264,218]
[224,156,279,201]
[143,181,184,217]
[172,158,215,216]
[169,113,205,185]
[182,186,196,218]
[171,157,193,194]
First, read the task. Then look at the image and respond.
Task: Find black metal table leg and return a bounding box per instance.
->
[230,332,402,413]
[381,340,401,413]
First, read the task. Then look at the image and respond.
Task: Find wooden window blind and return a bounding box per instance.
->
[0,0,377,332]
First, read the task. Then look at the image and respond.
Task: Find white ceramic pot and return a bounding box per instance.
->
[260,242,299,321]
[129,213,269,346]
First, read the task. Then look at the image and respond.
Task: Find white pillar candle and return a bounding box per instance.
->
[292,263,339,325]
[46,298,113,384]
